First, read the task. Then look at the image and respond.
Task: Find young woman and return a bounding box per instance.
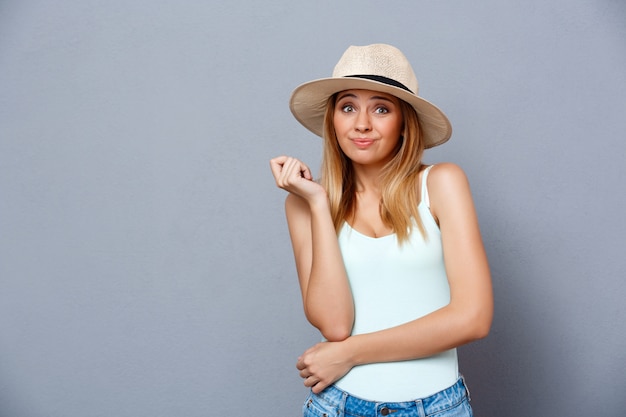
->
[270,44,493,417]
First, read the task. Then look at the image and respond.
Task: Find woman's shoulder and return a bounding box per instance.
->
[425,162,469,190]
[426,162,466,178]
[425,163,473,217]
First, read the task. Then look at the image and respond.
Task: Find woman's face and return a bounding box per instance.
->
[333,89,403,168]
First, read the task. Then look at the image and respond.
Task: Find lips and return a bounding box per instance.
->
[352,138,375,147]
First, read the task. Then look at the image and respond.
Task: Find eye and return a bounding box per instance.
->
[341,104,355,113]
[374,106,389,114]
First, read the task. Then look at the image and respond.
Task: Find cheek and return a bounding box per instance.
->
[333,114,348,135]
[379,118,403,139]
[390,118,404,139]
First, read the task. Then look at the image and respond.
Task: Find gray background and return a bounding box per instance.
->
[1,1,625,416]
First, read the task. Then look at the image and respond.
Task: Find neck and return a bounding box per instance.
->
[352,162,384,194]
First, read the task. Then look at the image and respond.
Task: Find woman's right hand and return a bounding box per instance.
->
[270,156,326,203]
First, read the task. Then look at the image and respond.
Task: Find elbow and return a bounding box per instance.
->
[308,313,352,341]
[305,306,353,342]
[472,319,491,340]
[467,308,493,341]
[321,325,352,342]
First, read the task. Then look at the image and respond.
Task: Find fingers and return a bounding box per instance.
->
[297,354,314,381]
[304,375,320,388]
[311,380,329,394]
[297,351,327,391]
[269,156,288,181]
[280,157,309,184]
[281,156,312,181]
[269,156,313,190]
[295,342,351,394]
[300,371,324,390]
[302,374,329,393]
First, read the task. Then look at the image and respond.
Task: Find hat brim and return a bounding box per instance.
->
[289,77,452,149]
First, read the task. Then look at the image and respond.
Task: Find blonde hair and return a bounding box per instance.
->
[320,94,427,243]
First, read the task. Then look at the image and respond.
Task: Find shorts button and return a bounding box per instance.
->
[380,407,390,416]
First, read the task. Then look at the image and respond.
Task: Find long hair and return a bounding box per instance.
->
[320,93,427,243]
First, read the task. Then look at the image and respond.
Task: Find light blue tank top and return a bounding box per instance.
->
[334,165,458,401]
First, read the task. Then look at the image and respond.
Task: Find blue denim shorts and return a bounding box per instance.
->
[303,376,473,417]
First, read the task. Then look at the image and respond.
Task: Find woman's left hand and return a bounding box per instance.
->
[296,340,353,393]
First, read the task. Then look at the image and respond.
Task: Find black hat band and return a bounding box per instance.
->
[344,74,414,94]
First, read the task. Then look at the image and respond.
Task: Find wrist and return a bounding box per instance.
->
[307,191,330,212]
[343,336,361,367]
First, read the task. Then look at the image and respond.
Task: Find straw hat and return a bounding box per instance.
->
[289,44,452,148]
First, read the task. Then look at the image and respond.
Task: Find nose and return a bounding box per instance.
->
[355,110,371,132]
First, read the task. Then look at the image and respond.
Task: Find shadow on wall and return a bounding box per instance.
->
[458,237,566,415]
[458,215,626,417]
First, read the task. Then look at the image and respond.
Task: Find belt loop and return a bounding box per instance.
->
[460,374,471,402]
[339,390,348,415]
[414,399,426,417]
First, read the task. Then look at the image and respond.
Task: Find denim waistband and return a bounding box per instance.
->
[312,375,471,417]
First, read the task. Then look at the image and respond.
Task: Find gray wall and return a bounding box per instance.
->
[1,1,624,416]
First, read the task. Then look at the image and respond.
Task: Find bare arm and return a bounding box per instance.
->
[297,163,493,392]
[270,156,354,341]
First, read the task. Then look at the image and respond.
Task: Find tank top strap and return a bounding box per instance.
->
[420,165,435,208]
